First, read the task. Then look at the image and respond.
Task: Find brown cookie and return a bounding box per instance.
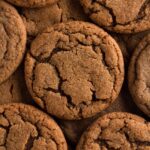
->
[128,34,150,117]
[80,0,150,33]
[0,65,32,105]
[25,21,124,120]
[6,0,58,8]
[0,103,67,150]
[21,0,88,36]
[76,112,150,150]
[0,1,26,84]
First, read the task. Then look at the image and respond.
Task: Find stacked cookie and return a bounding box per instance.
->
[0,0,150,149]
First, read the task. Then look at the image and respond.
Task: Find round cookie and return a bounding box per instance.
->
[21,0,88,36]
[0,1,26,84]
[128,34,150,117]
[76,112,150,150]
[0,103,67,150]
[80,0,150,33]
[6,0,58,8]
[25,21,124,120]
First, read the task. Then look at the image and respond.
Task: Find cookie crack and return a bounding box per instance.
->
[25,135,37,150]
[53,65,76,108]
[136,0,149,20]
[98,2,117,27]
[91,0,149,27]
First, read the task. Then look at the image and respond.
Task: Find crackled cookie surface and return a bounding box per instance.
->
[25,21,124,120]
[76,112,150,150]
[22,0,88,36]
[80,0,150,33]
[0,104,67,150]
[0,1,26,84]
[128,34,150,116]
[6,0,58,8]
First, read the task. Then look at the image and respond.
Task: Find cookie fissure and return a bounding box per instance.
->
[81,0,150,33]
[30,58,76,108]
[25,135,37,150]
[96,0,148,26]
[92,1,117,27]
[137,0,149,19]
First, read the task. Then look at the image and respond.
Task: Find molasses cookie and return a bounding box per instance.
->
[25,21,124,120]
[22,0,88,36]
[76,112,150,150]
[128,34,150,117]
[0,103,67,150]
[0,1,26,84]
[6,0,58,8]
[80,0,150,33]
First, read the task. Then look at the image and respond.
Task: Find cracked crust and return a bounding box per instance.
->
[0,1,26,84]
[25,21,124,120]
[0,66,32,105]
[21,0,88,36]
[76,112,150,150]
[0,103,67,150]
[80,0,150,33]
[128,34,150,117]
[6,0,59,8]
